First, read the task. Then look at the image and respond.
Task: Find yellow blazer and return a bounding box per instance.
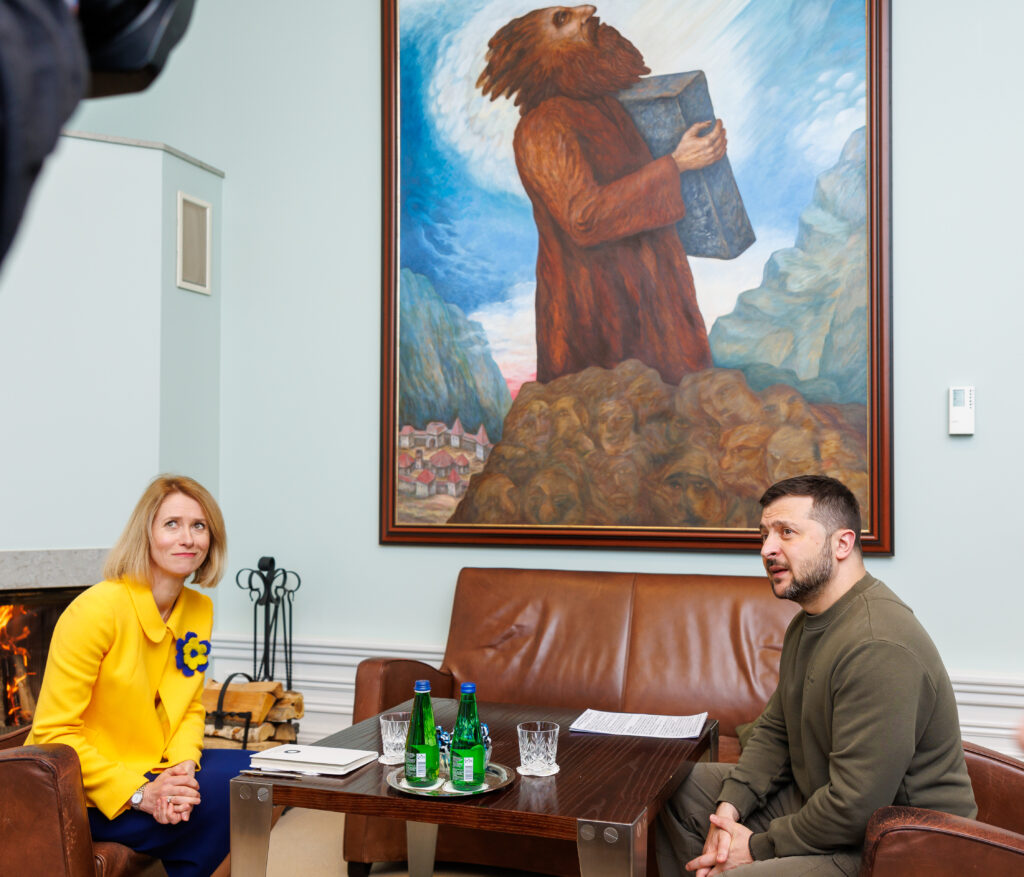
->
[28,578,212,818]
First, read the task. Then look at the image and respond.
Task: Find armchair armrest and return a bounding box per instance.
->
[859,805,1024,877]
[352,658,454,722]
[0,723,31,749]
[0,743,97,876]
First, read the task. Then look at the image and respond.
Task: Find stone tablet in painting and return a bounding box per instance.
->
[619,71,755,260]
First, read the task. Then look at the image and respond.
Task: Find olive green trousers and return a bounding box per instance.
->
[655,763,861,876]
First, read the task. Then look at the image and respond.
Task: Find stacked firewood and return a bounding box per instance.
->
[201,679,304,751]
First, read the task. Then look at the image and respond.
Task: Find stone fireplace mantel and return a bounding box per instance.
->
[0,549,107,592]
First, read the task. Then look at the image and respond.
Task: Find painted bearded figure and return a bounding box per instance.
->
[477,4,728,385]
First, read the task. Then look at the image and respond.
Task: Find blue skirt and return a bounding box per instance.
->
[88,749,253,877]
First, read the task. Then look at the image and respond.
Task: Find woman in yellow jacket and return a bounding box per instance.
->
[29,474,248,877]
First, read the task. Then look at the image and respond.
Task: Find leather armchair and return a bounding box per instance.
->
[0,724,158,877]
[860,741,1024,875]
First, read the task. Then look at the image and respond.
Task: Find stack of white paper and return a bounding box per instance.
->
[569,709,708,738]
[249,744,378,775]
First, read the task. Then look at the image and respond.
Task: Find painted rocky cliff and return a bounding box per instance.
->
[398,268,511,441]
[709,127,869,404]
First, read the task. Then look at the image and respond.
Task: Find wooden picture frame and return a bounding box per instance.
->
[380,0,892,553]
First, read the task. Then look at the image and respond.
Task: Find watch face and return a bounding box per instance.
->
[132,790,144,805]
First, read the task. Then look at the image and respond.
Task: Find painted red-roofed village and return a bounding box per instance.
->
[395,418,493,523]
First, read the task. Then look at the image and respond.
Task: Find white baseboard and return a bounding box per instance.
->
[951,673,1024,757]
[209,633,1024,758]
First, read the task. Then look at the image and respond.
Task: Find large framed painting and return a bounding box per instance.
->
[380,0,892,552]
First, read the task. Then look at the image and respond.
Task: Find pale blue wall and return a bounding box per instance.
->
[158,157,223,490]
[10,0,1024,675]
[0,138,163,547]
[0,134,223,550]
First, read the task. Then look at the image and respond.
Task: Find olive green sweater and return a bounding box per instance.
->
[719,574,976,860]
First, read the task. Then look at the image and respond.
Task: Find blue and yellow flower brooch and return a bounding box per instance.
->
[175,631,210,677]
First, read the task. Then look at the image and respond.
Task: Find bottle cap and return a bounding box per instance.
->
[460,682,476,694]
[414,679,431,692]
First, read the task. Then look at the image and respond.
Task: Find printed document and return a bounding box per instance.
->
[569,708,707,738]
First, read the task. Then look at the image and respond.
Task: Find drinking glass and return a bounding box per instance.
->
[379,711,411,765]
[517,720,559,776]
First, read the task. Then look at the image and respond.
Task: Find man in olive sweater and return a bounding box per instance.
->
[657,475,976,876]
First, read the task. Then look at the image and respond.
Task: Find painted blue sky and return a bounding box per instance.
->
[397,0,867,390]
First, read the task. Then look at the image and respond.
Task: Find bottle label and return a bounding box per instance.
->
[451,751,480,785]
[453,753,473,782]
[406,751,426,778]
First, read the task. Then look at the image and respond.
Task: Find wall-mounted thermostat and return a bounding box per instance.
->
[948,386,975,435]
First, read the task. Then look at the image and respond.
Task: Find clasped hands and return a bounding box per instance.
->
[686,802,754,876]
[137,760,201,824]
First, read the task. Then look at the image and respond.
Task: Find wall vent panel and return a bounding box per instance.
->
[177,191,211,294]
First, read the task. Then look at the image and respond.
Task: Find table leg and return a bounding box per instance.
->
[230,776,275,877]
[577,819,643,877]
[708,722,719,762]
[406,821,438,877]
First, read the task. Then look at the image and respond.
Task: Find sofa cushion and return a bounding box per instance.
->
[442,567,636,710]
[626,574,798,736]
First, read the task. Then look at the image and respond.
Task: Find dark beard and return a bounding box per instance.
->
[774,540,834,605]
[547,20,649,102]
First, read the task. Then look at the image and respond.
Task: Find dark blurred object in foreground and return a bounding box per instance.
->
[0,0,196,266]
[0,0,86,264]
[80,0,197,97]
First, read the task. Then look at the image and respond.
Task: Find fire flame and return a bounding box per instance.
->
[0,604,34,723]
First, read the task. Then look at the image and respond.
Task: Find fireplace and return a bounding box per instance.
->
[0,548,105,734]
[0,587,84,732]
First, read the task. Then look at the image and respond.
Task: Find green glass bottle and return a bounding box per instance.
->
[450,681,485,790]
[404,679,439,786]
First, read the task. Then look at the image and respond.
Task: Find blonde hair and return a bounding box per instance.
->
[104,474,227,589]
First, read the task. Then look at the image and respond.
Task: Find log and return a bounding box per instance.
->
[201,714,253,728]
[271,722,298,743]
[202,735,245,750]
[205,679,284,698]
[201,684,276,724]
[13,654,35,720]
[277,690,303,708]
[266,692,304,722]
[266,703,300,722]
[203,721,275,743]
[202,736,280,751]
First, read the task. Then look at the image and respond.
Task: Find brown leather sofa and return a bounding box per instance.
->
[0,723,159,877]
[344,566,799,876]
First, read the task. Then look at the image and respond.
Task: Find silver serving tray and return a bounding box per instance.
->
[386,763,513,797]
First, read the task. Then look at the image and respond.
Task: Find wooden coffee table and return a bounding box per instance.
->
[230,699,718,877]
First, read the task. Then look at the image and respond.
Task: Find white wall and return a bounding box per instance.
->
[4,0,1024,740]
[158,152,223,488]
[0,135,222,550]
[0,138,156,547]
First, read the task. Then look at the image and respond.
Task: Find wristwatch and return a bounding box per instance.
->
[130,782,148,810]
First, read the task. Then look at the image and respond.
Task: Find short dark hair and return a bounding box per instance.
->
[759,475,862,552]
